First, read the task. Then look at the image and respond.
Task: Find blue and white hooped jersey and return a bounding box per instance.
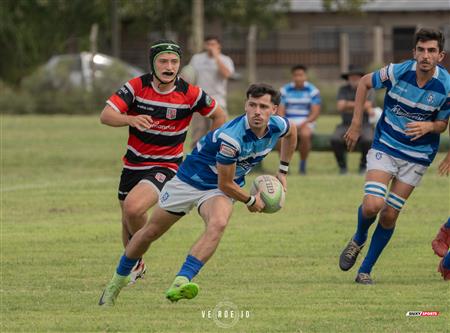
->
[372,59,450,166]
[280,82,321,120]
[177,114,290,190]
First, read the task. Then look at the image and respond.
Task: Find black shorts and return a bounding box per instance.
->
[118,167,176,201]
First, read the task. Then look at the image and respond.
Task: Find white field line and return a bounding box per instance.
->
[1,177,116,192]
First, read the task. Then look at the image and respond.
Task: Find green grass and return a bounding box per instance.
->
[2,115,449,333]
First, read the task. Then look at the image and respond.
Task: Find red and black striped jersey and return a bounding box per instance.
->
[107,74,217,172]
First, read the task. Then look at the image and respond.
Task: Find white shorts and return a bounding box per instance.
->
[366,149,428,187]
[159,176,232,214]
[288,117,316,130]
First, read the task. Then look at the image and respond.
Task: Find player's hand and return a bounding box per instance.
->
[276,172,287,192]
[127,115,153,131]
[344,124,361,152]
[438,153,450,176]
[247,192,265,213]
[405,121,433,141]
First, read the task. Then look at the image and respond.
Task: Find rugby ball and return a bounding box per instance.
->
[250,175,285,214]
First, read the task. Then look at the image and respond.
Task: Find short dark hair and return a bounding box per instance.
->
[204,35,221,43]
[414,28,445,52]
[246,83,281,105]
[291,64,307,73]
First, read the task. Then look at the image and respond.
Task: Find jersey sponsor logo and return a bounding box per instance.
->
[155,172,167,183]
[219,143,238,158]
[380,66,389,82]
[147,121,176,131]
[166,108,177,119]
[391,105,428,121]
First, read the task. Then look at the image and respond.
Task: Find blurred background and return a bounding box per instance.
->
[1,0,450,115]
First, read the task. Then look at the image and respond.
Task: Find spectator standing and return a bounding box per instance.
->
[189,36,235,148]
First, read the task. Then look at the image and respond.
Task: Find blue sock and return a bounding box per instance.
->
[116,254,138,277]
[444,252,450,270]
[444,217,450,229]
[353,205,377,246]
[177,254,204,281]
[300,160,307,173]
[359,223,395,274]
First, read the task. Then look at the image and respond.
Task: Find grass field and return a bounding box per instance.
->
[2,115,449,333]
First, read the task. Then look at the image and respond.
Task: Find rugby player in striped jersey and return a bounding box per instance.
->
[339,28,450,284]
[99,40,226,284]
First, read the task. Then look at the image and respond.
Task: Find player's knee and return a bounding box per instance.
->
[141,224,163,243]
[123,200,146,221]
[362,199,384,217]
[207,217,229,236]
[299,131,311,140]
[363,181,387,216]
[379,206,398,229]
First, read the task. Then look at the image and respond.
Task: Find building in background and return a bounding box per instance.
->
[218,0,450,79]
[116,0,450,95]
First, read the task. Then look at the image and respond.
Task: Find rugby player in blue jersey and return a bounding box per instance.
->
[339,28,450,284]
[99,83,297,305]
[278,65,321,174]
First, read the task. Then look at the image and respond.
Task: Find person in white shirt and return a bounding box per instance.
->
[189,35,235,148]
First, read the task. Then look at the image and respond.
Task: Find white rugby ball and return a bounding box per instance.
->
[250,175,285,214]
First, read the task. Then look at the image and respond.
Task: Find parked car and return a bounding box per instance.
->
[20,53,144,113]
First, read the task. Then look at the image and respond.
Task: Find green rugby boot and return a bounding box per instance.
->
[98,272,131,306]
[165,276,199,303]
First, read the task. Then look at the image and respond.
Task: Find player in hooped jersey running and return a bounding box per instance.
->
[98,83,297,306]
[339,28,450,284]
[100,40,226,284]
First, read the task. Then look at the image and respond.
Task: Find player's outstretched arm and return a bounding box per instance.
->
[208,105,227,131]
[217,162,264,213]
[277,122,297,191]
[344,73,373,151]
[100,105,153,131]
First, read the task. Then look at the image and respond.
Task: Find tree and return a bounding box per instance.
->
[204,0,289,83]
[0,0,110,84]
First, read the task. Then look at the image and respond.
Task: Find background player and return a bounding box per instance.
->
[339,28,450,284]
[99,40,226,283]
[278,65,321,174]
[99,83,297,306]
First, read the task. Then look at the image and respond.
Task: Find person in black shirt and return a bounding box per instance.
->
[330,66,375,174]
